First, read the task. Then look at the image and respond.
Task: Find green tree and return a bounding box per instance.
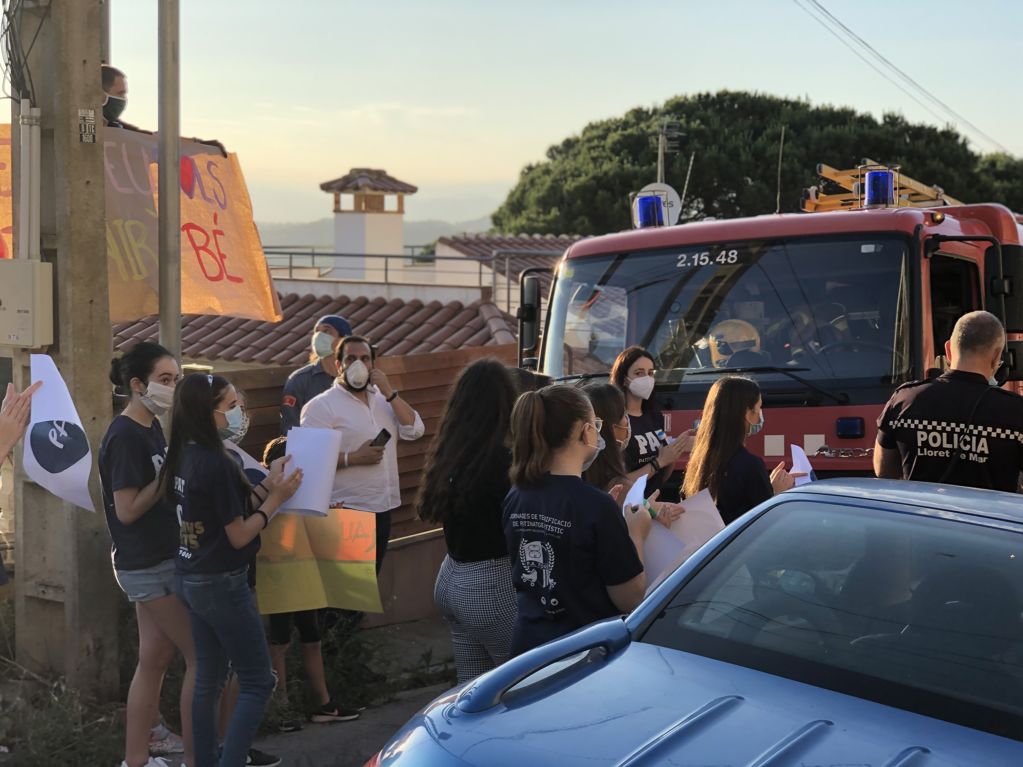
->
[492,91,1020,235]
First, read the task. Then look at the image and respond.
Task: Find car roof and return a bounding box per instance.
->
[787,478,1023,527]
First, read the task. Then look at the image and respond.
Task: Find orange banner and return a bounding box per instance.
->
[149,153,283,322]
[104,127,281,323]
[256,507,382,615]
[0,124,11,259]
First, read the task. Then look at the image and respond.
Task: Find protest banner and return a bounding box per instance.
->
[0,124,11,259]
[104,127,281,322]
[256,506,383,615]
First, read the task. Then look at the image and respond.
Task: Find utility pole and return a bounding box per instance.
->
[12,0,118,697]
[158,0,181,358]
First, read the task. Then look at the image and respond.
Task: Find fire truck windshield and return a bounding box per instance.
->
[543,235,912,405]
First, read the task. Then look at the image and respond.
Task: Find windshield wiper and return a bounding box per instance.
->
[688,366,849,405]
[556,372,611,383]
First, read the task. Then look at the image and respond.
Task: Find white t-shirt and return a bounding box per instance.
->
[300,383,425,513]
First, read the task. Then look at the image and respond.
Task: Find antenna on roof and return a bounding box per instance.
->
[774,124,786,215]
[678,151,695,219]
[653,118,681,184]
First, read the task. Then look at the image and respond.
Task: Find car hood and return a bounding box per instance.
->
[383,640,1022,766]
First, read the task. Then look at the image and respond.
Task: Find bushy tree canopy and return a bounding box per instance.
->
[492,91,1022,235]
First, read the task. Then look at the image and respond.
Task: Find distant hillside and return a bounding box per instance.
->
[256,216,491,249]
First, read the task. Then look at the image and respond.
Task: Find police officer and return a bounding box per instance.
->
[874,310,1023,492]
[280,314,353,434]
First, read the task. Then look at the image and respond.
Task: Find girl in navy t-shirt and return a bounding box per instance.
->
[100,341,195,767]
[683,376,802,524]
[162,374,303,767]
[503,385,652,657]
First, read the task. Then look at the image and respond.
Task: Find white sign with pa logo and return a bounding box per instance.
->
[22,354,95,511]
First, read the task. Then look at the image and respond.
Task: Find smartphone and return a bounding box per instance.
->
[370,428,392,448]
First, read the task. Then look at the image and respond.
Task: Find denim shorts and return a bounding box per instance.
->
[114,557,176,603]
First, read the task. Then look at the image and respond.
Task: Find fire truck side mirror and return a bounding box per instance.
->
[518,274,542,363]
[1004,342,1023,383]
[987,244,1023,334]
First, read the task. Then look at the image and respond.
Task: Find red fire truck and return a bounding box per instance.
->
[517,164,1023,484]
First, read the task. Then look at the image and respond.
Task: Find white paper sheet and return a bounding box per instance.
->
[278,427,340,516]
[21,355,95,511]
[790,444,814,487]
[670,489,725,562]
[640,519,686,588]
[622,473,647,510]
[644,489,725,594]
[223,441,269,487]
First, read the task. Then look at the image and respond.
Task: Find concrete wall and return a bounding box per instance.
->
[332,211,404,280]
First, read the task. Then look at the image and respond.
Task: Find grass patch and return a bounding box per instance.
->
[1,596,451,762]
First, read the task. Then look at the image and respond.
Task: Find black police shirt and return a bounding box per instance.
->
[503,474,643,656]
[715,446,774,525]
[98,415,179,571]
[877,370,1023,492]
[623,409,668,495]
[174,443,259,574]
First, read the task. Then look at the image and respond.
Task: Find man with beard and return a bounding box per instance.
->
[300,336,425,571]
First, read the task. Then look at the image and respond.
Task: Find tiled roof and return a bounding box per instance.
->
[111,294,516,366]
[320,168,418,195]
[437,233,582,279]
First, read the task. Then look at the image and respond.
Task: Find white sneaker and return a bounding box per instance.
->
[120,758,172,767]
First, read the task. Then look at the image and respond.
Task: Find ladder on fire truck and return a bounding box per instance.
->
[801,159,963,213]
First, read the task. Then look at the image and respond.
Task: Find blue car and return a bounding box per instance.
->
[365,479,1023,766]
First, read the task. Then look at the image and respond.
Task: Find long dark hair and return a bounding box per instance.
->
[581,382,628,491]
[161,374,248,502]
[416,359,519,523]
[510,385,592,487]
[109,341,173,393]
[610,345,659,416]
[682,376,761,501]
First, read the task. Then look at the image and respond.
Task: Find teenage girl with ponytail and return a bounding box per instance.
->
[502,385,652,656]
[100,341,195,767]
[163,374,302,767]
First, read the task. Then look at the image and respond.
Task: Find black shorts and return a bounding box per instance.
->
[268,609,321,645]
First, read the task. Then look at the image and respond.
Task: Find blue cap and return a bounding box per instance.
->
[314,315,352,336]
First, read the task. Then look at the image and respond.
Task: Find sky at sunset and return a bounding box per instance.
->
[111,0,1023,224]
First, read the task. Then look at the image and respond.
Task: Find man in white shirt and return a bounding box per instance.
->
[300,336,425,572]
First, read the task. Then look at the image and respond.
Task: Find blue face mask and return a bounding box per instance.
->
[218,405,248,442]
[748,410,765,437]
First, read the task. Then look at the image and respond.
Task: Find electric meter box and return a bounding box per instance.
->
[0,259,54,347]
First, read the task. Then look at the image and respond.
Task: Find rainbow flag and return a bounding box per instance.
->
[256,506,382,614]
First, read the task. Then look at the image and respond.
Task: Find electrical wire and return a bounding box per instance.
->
[796,0,1010,154]
[807,0,1010,154]
[791,0,950,127]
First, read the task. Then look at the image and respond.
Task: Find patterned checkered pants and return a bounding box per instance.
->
[433,554,517,683]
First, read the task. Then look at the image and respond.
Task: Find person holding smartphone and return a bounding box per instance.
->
[300,336,425,573]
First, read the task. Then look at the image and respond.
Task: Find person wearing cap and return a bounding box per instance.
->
[280,315,353,435]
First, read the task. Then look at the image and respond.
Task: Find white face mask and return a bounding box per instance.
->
[343,359,370,390]
[139,381,175,416]
[581,429,605,472]
[312,331,336,359]
[628,375,655,400]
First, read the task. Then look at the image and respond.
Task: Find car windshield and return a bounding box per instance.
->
[543,235,911,399]
[641,502,1023,740]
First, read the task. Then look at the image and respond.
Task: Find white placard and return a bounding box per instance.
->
[21,355,94,511]
[670,489,725,562]
[622,473,647,510]
[790,445,814,487]
[278,427,340,516]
